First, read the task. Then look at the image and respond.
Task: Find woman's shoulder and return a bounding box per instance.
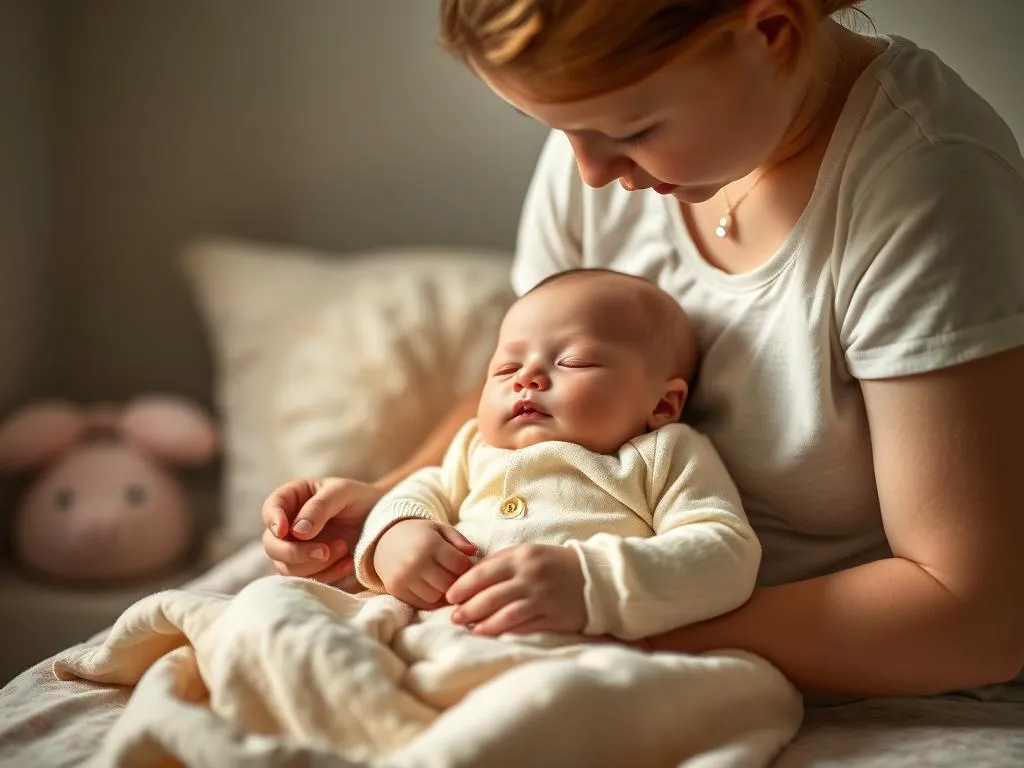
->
[829,40,1024,381]
[843,35,1023,195]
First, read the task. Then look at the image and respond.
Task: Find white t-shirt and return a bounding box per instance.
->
[510,35,1024,587]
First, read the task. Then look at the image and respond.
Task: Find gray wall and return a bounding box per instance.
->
[0,1,52,410]
[47,0,548,406]
[861,0,1023,141]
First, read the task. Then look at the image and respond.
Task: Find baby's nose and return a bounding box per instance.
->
[514,368,550,391]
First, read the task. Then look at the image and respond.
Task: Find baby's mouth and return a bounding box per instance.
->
[511,400,549,420]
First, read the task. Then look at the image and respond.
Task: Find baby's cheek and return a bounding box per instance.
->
[572,384,619,422]
[475,409,502,445]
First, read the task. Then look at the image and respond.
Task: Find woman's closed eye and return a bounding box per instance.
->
[614,124,659,149]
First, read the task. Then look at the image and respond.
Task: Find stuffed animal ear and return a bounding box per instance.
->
[0,401,85,473]
[120,395,218,466]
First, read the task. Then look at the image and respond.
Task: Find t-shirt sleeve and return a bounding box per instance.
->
[510,130,585,296]
[837,141,1024,380]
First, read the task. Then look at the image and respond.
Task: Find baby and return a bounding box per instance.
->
[354,268,760,641]
[53,269,800,768]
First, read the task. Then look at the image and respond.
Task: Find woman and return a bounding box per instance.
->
[262,0,1024,698]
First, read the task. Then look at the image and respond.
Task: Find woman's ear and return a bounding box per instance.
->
[740,0,809,73]
[647,378,689,431]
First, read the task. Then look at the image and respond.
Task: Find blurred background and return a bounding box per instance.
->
[0,0,1022,682]
[2,0,1022,413]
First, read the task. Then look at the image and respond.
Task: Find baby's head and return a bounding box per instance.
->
[478,269,699,453]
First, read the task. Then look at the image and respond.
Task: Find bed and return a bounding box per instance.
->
[1,239,1022,767]
[2,540,1023,767]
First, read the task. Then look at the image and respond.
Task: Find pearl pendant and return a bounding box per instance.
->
[715,214,732,239]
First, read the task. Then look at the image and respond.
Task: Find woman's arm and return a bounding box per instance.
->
[650,345,1024,696]
[375,387,482,490]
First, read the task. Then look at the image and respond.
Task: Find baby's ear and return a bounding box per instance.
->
[647,378,689,431]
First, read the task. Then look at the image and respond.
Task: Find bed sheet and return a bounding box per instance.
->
[2,542,1022,768]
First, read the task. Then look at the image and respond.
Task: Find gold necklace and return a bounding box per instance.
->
[714,168,769,239]
[712,52,848,240]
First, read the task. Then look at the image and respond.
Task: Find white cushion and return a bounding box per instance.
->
[181,237,514,547]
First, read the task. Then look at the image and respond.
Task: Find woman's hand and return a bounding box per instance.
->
[373,520,478,609]
[261,477,387,583]
[447,543,588,636]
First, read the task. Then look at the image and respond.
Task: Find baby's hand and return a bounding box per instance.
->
[446,544,587,636]
[373,520,478,609]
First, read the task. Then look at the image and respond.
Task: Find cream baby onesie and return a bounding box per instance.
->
[354,418,760,639]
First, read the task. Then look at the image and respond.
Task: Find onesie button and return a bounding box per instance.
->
[499,496,527,519]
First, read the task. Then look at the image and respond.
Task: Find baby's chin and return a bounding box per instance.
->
[480,421,631,454]
[478,419,560,450]
[484,427,556,451]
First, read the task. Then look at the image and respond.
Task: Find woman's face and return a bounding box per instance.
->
[480,24,811,204]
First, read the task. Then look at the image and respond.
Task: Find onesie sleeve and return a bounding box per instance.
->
[353,419,477,591]
[836,141,1024,380]
[568,425,761,640]
[510,130,585,296]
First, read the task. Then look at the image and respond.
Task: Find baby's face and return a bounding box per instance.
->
[477,281,666,454]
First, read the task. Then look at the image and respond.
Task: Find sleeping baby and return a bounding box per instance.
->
[355,267,761,642]
[52,269,801,768]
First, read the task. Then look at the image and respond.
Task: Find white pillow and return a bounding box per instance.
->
[181,237,515,548]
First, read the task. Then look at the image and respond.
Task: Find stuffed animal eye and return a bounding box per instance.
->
[125,485,147,507]
[55,487,74,511]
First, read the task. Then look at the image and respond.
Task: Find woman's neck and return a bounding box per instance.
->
[766,20,882,170]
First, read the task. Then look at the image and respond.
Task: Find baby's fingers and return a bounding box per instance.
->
[419,561,462,596]
[435,542,475,579]
[471,600,541,637]
[402,579,446,610]
[450,580,520,627]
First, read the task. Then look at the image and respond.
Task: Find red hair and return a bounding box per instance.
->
[439,0,865,102]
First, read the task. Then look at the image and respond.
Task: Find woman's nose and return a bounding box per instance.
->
[514,366,550,392]
[570,138,633,189]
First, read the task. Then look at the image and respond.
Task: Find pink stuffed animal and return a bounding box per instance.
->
[0,395,218,583]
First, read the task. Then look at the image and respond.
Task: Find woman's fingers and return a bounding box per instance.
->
[262,528,346,576]
[292,482,349,539]
[313,556,355,585]
[260,478,316,536]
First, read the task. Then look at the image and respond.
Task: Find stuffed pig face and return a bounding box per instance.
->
[0,396,218,583]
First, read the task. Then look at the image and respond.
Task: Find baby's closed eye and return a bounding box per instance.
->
[557,358,600,369]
